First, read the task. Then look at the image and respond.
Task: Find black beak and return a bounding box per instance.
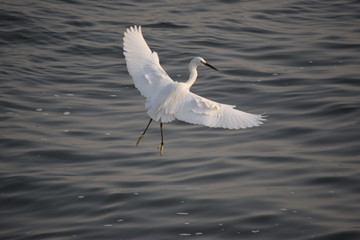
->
[203,62,219,71]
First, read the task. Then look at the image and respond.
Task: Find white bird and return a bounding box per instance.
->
[123,26,265,155]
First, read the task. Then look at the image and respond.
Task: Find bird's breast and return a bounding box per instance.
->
[145,82,189,122]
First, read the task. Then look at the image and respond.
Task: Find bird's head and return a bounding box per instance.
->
[190,57,218,71]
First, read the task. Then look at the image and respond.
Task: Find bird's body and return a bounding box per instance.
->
[123,26,265,154]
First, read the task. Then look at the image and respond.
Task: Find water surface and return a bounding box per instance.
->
[1,0,359,239]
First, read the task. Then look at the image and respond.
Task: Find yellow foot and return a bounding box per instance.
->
[158,143,164,156]
[136,134,144,146]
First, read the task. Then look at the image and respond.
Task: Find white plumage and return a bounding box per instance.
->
[123,25,265,154]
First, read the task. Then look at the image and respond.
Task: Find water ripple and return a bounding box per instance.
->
[1,0,359,239]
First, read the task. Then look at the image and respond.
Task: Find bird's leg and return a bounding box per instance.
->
[158,122,164,156]
[136,119,153,145]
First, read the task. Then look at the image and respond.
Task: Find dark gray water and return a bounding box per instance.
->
[1,0,359,239]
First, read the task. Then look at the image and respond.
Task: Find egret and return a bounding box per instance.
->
[123,26,265,155]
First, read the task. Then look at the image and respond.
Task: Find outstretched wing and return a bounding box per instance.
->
[175,92,265,129]
[123,26,174,98]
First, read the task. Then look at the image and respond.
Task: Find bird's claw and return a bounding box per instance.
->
[158,143,164,156]
[136,134,144,145]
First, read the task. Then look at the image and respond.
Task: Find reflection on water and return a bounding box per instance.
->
[1,0,359,239]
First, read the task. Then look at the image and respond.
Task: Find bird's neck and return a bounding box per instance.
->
[185,66,198,88]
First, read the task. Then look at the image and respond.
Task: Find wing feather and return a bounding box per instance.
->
[175,92,265,129]
[123,26,173,98]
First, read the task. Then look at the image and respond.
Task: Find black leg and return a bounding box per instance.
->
[136,118,153,145]
[159,122,164,155]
